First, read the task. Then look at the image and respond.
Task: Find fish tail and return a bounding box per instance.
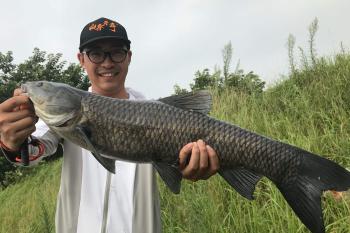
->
[277,150,350,233]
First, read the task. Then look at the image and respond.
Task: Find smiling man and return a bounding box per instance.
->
[0,17,219,233]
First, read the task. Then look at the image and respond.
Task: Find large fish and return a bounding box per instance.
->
[22,81,350,233]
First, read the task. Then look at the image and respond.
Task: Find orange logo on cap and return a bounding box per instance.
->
[109,22,117,32]
[89,20,118,32]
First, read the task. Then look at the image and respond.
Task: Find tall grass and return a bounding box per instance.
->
[1,53,350,232]
[159,52,350,233]
[0,160,61,233]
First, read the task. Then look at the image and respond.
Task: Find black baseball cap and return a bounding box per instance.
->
[79,17,131,51]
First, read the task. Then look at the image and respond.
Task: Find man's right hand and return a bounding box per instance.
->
[0,88,38,151]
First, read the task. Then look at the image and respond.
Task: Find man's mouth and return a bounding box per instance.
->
[100,73,113,77]
[98,72,120,78]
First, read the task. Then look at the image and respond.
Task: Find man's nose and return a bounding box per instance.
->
[101,54,115,67]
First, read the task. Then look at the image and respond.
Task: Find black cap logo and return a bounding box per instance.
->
[88,19,118,33]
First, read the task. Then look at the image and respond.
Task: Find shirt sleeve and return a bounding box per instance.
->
[1,119,62,167]
[28,119,62,165]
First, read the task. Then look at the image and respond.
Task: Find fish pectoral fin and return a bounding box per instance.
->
[219,167,262,200]
[153,162,182,194]
[91,152,116,174]
[76,126,116,174]
[157,90,212,114]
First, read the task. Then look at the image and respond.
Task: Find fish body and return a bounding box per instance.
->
[22,81,350,233]
[79,92,299,184]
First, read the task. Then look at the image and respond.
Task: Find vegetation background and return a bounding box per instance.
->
[1,18,349,232]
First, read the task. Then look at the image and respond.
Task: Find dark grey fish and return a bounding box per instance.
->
[22,81,350,233]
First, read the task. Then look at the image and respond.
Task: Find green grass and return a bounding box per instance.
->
[159,53,350,233]
[0,160,61,233]
[1,53,350,232]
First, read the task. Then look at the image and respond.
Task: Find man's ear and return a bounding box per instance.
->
[77,52,85,68]
[127,50,132,65]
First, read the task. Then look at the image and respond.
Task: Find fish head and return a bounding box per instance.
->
[21,81,84,127]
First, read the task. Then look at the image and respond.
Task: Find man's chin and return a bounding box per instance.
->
[98,75,117,81]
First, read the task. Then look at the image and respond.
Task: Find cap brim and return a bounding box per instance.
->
[79,36,131,50]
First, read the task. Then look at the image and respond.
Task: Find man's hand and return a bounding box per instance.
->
[0,88,37,151]
[179,139,219,181]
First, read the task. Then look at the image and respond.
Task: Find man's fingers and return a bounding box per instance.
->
[0,127,35,151]
[13,88,24,96]
[178,142,193,169]
[197,139,209,176]
[0,118,36,151]
[181,142,200,178]
[1,116,37,138]
[12,88,22,112]
[14,125,36,141]
[0,94,36,151]
[13,116,38,132]
[0,96,31,112]
[1,109,35,124]
[206,145,220,177]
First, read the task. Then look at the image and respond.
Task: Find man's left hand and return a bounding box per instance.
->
[179,139,219,181]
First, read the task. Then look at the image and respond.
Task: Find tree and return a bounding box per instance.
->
[190,68,217,91]
[237,71,265,94]
[182,42,265,94]
[173,84,189,95]
[0,48,88,103]
[0,48,89,188]
[0,51,16,83]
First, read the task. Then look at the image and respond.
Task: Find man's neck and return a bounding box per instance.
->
[91,87,129,99]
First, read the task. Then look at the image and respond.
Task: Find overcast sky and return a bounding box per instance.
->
[1,0,349,99]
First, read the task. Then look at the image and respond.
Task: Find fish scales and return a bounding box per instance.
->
[81,93,300,185]
[22,81,350,233]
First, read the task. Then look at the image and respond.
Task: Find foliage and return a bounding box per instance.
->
[287,17,320,75]
[287,34,296,75]
[0,48,87,189]
[0,156,16,188]
[1,50,350,232]
[173,84,189,95]
[0,48,89,102]
[308,17,319,66]
[174,41,265,95]
[190,68,218,91]
[0,160,61,233]
[1,18,350,233]
[175,17,321,96]
[164,50,350,233]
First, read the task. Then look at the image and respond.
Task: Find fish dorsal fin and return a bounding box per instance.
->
[158,90,212,114]
[76,126,116,174]
[219,167,262,200]
[153,162,182,194]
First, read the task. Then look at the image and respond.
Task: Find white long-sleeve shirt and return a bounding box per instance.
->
[18,88,161,233]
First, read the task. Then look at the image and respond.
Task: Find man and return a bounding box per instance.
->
[0,17,219,233]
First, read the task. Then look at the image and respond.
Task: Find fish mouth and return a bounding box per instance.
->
[21,84,27,93]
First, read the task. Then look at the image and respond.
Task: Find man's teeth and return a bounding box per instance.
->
[100,73,113,77]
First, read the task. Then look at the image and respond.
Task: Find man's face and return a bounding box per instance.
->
[77,39,132,97]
